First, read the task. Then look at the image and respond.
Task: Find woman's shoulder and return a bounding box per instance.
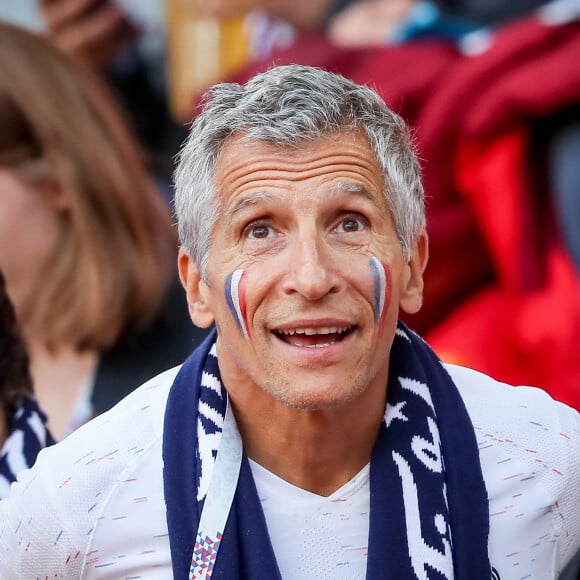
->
[0,366,179,578]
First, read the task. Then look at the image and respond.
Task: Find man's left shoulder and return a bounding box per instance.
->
[444,363,579,454]
[444,366,580,575]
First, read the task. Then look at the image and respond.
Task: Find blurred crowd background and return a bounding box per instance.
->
[0,0,579,477]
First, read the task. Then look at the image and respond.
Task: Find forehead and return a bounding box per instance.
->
[213,129,386,210]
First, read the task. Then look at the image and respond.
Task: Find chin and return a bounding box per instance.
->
[267,380,366,411]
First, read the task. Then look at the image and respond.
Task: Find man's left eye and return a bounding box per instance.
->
[336,216,367,233]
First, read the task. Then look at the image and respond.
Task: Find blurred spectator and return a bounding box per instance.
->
[198,0,553,37]
[40,0,140,68]
[0,1,181,200]
[38,0,183,198]
[194,0,573,59]
[0,269,54,498]
[325,0,552,46]
[0,21,208,439]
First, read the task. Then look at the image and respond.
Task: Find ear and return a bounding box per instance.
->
[178,247,215,328]
[399,230,429,315]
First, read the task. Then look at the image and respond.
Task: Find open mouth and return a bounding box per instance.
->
[273,326,355,348]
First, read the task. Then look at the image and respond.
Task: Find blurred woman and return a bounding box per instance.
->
[0,270,54,498]
[0,21,207,440]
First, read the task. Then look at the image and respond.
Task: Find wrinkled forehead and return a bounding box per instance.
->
[213,128,385,195]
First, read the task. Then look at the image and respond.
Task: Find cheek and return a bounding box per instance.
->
[0,198,59,276]
[225,269,249,339]
[368,257,392,324]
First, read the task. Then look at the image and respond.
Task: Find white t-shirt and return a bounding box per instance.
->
[0,364,578,579]
[250,459,370,580]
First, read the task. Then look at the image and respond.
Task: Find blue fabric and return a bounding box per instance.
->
[0,395,55,497]
[163,323,491,579]
[391,1,482,44]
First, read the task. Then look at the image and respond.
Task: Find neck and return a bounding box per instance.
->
[228,385,386,497]
[28,340,99,440]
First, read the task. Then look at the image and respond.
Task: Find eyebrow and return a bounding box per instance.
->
[226,192,278,220]
[329,181,380,201]
[329,181,386,212]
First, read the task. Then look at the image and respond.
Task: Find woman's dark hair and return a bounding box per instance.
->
[0,270,33,423]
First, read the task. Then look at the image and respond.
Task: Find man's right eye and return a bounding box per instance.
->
[247,224,272,239]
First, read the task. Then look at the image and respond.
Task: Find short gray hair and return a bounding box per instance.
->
[174,64,425,278]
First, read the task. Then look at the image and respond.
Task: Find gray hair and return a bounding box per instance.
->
[174,64,425,278]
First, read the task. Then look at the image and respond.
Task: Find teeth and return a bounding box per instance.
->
[289,340,337,348]
[280,326,347,336]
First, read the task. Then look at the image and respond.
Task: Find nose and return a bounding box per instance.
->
[282,235,340,301]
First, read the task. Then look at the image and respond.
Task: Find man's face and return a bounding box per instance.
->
[180,131,427,410]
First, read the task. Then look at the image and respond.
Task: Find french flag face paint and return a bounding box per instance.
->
[225,269,249,339]
[369,257,390,323]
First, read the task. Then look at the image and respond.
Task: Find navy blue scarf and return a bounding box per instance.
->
[163,322,491,579]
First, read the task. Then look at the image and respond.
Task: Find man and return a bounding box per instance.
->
[0,64,578,579]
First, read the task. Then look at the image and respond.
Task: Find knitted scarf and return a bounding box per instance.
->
[163,322,491,579]
[0,395,55,499]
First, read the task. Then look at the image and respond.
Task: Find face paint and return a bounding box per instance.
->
[225,269,249,339]
[369,257,390,323]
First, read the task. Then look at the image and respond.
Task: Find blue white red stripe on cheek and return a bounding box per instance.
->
[369,257,391,323]
[225,269,249,339]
